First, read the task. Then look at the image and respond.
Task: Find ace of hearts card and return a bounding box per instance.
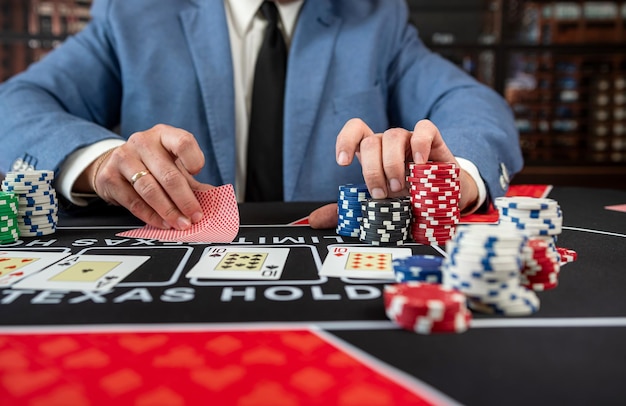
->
[12,254,150,291]
[186,246,290,280]
[320,245,412,279]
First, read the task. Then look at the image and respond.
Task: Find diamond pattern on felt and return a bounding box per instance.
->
[190,365,246,391]
[204,334,243,356]
[100,368,143,397]
[290,366,335,396]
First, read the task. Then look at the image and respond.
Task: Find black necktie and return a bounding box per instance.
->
[245,1,287,202]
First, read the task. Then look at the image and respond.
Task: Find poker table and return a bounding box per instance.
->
[0,185,625,405]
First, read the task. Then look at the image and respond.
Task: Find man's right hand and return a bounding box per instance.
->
[77,124,210,230]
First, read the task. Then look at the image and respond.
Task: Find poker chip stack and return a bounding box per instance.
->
[1,170,58,237]
[384,281,472,334]
[392,254,443,283]
[442,223,541,316]
[407,162,461,246]
[520,238,560,291]
[336,184,371,237]
[0,191,19,244]
[359,197,411,246]
[494,197,563,292]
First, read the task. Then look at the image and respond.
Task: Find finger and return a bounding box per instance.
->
[335,118,375,166]
[128,126,204,226]
[308,203,338,229]
[112,142,193,230]
[155,124,206,175]
[409,120,478,212]
[95,157,169,229]
[381,127,412,194]
[359,133,387,199]
[177,158,214,192]
[410,119,456,164]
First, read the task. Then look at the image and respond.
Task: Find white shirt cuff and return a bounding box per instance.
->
[455,157,487,215]
[57,139,126,206]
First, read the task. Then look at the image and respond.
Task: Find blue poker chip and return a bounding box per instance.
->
[500,207,562,219]
[339,183,369,192]
[392,255,443,283]
[22,223,56,233]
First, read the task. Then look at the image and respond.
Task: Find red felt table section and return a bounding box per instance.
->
[0,329,439,406]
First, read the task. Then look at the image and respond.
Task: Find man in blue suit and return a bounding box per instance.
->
[0,0,522,230]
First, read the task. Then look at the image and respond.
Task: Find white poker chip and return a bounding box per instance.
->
[495,196,559,211]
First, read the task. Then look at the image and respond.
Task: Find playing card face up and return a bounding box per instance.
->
[320,245,412,279]
[116,184,239,243]
[186,246,290,280]
[0,251,70,287]
[12,254,150,292]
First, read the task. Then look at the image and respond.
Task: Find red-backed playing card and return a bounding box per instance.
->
[116,184,239,243]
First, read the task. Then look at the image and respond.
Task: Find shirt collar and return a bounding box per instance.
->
[225,0,304,40]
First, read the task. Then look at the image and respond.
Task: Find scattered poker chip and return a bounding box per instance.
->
[556,247,578,265]
[1,170,58,237]
[384,282,471,334]
[392,255,443,283]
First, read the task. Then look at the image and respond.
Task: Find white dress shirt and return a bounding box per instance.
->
[58,0,485,212]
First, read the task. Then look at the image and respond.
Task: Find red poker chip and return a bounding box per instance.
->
[398,310,472,334]
[409,161,457,167]
[409,162,457,170]
[410,189,459,197]
[524,264,559,275]
[389,300,466,326]
[410,195,457,204]
[424,310,472,334]
[524,259,559,268]
[411,195,459,203]
[413,207,460,217]
[522,275,559,285]
[407,175,459,183]
[409,171,460,180]
[412,235,456,244]
[412,214,460,223]
[412,232,452,239]
[411,235,454,243]
[524,255,558,265]
[407,178,460,187]
[407,177,460,185]
[556,247,577,262]
[384,283,471,334]
[384,282,467,312]
[525,281,558,291]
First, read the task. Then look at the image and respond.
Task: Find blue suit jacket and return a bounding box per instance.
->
[0,0,523,202]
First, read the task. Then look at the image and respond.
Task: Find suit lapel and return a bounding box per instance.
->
[179,0,236,186]
[283,0,340,200]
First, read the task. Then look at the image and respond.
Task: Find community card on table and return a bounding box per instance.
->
[320,245,413,279]
[186,246,290,280]
[0,251,70,287]
[12,254,150,291]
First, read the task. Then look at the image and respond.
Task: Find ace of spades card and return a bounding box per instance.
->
[186,246,290,280]
[320,245,413,279]
[0,251,70,287]
[12,254,150,292]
